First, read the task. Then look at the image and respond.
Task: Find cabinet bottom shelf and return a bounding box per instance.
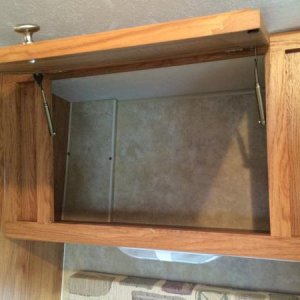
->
[4,221,300,261]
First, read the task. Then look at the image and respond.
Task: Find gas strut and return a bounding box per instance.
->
[254,49,266,126]
[33,73,56,137]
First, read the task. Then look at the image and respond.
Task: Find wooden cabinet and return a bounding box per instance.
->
[0,74,63,300]
[266,32,300,238]
[1,9,300,261]
[1,74,54,224]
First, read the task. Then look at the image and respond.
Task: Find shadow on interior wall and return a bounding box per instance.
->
[63,165,109,222]
[63,100,114,222]
[61,94,270,231]
[113,94,269,231]
[238,101,270,232]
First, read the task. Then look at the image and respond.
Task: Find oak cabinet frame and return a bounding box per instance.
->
[1,9,300,261]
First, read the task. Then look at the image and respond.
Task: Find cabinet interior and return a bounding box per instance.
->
[51,56,270,233]
[3,9,300,261]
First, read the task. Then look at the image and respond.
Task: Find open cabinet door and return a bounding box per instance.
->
[0,74,63,299]
[1,74,54,225]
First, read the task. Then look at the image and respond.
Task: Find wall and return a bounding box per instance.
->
[63,91,269,231]
[63,244,300,299]
[63,99,114,221]
[113,92,269,230]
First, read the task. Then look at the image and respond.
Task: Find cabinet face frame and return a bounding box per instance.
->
[266,32,300,239]
[1,10,300,261]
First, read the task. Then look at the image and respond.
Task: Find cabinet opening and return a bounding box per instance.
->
[52,55,269,233]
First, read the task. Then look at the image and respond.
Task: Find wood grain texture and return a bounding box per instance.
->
[0,9,268,74]
[0,74,3,216]
[0,74,64,300]
[2,75,54,224]
[270,30,300,52]
[0,237,63,300]
[53,95,70,221]
[266,32,300,237]
[1,75,31,224]
[19,81,37,221]
[50,46,267,80]
[285,52,300,236]
[265,50,291,237]
[35,78,54,224]
[5,221,300,261]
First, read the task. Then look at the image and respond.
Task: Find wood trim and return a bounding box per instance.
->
[36,78,54,224]
[0,74,3,214]
[19,81,38,221]
[5,221,300,261]
[1,75,54,224]
[269,30,300,52]
[1,75,33,224]
[266,31,300,237]
[49,46,267,80]
[2,75,21,223]
[0,9,268,74]
[285,52,300,236]
[265,50,291,237]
